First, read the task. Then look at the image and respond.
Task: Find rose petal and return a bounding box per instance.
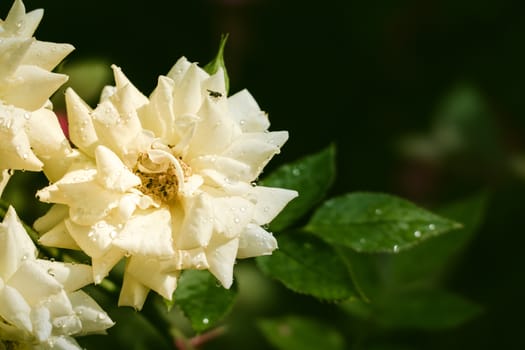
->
[206,237,239,288]
[118,272,150,310]
[113,207,174,256]
[228,89,270,132]
[237,224,277,258]
[126,255,178,300]
[0,206,37,280]
[248,186,298,225]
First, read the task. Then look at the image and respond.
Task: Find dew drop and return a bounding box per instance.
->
[21,254,28,261]
[263,206,270,212]
[428,224,436,230]
[292,168,301,176]
[414,230,421,238]
[97,313,106,321]
[239,119,246,126]
[392,245,399,253]
[202,318,209,324]
[23,112,30,120]
[234,217,240,224]
[47,268,56,277]
[22,153,28,160]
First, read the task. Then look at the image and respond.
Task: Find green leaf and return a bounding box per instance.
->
[260,145,336,232]
[305,192,462,253]
[174,270,237,333]
[256,233,356,300]
[258,316,345,350]
[78,306,172,350]
[342,288,482,331]
[203,33,230,94]
[78,286,172,350]
[389,192,488,284]
[374,289,482,330]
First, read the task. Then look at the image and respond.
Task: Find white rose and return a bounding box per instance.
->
[0,0,74,180]
[36,58,297,310]
[0,206,113,349]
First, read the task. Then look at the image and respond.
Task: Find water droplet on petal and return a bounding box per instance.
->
[234,217,240,224]
[47,268,56,277]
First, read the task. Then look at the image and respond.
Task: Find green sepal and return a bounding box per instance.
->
[204,33,230,95]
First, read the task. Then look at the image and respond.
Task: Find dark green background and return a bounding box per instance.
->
[2,1,524,348]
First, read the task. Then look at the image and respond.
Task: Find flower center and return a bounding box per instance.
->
[0,339,21,350]
[133,150,191,203]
